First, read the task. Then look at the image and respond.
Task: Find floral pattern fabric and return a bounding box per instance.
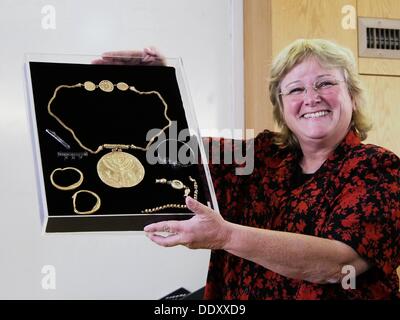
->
[204,130,400,300]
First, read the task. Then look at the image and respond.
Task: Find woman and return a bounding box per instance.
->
[99,40,400,299]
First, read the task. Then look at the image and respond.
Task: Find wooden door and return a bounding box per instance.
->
[361,75,400,156]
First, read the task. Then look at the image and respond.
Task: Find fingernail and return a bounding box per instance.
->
[145,47,155,54]
[185,196,194,209]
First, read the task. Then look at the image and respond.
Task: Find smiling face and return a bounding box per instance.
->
[280,57,354,149]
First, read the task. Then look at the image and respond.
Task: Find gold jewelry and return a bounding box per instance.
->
[97,151,145,188]
[47,81,173,188]
[155,178,191,197]
[189,176,199,199]
[142,203,187,213]
[72,190,101,215]
[50,167,83,191]
[141,176,198,213]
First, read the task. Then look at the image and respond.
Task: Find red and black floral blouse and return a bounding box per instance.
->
[204,130,400,299]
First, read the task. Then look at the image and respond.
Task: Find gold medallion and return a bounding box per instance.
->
[97,151,145,188]
[99,80,114,92]
[83,81,96,91]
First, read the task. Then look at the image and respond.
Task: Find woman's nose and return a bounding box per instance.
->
[303,86,321,104]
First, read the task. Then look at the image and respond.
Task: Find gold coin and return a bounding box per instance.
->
[116,82,129,91]
[99,80,114,92]
[83,81,96,91]
[97,151,144,188]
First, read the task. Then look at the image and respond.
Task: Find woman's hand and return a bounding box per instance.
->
[144,196,232,250]
[92,47,166,66]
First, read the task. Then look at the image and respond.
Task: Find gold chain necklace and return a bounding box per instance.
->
[47,80,172,188]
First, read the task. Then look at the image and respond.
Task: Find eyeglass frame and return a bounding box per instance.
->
[279,77,346,98]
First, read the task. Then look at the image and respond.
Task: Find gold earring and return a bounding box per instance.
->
[72,190,101,215]
[50,167,84,191]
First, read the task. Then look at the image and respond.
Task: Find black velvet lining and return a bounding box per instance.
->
[29,62,211,231]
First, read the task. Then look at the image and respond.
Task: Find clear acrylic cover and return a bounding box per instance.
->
[24,53,219,233]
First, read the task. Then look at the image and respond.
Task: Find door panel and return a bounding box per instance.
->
[361,75,400,156]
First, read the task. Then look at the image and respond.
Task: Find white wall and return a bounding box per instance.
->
[0,0,243,299]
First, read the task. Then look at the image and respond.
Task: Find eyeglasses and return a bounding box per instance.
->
[279,77,346,99]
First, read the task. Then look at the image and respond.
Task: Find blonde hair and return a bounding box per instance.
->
[269,39,371,149]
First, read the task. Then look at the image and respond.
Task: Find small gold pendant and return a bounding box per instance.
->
[99,80,114,92]
[116,82,129,91]
[83,81,96,91]
[97,151,145,188]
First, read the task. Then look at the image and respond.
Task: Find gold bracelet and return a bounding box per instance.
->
[141,203,187,214]
[141,176,198,214]
[72,190,101,215]
[155,178,191,197]
[189,176,198,200]
[50,167,83,191]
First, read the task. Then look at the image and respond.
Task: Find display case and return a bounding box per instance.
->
[25,53,218,233]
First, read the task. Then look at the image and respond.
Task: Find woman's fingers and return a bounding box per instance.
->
[144,220,184,247]
[146,232,182,247]
[186,196,217,217]
[92,48,166,66]
[144,220,181,234]
[92,52,142,65]
[102,50,144,58]
[91,58,135,65]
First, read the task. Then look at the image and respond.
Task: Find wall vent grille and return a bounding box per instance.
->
[359,17,400,59]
